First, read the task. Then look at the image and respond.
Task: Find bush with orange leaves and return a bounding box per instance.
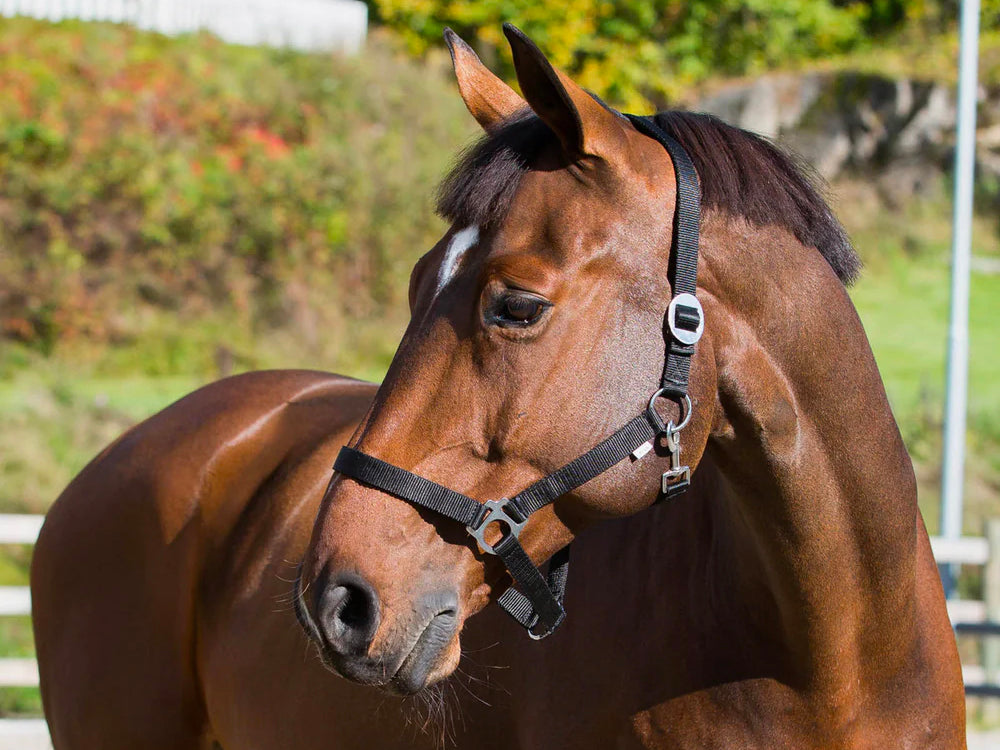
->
[0,18,474,375]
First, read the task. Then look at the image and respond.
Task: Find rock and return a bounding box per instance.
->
[782,125,852,179]
[896,84,954,157]
[692,69,1000,203]
[877,160,947,207]
[697,73,823,138]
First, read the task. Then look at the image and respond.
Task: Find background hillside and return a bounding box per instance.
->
[0,6,999,716]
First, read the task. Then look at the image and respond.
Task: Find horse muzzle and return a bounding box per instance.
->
[295,567,461,695]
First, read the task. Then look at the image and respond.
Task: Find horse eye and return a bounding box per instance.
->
[492,293,549,327]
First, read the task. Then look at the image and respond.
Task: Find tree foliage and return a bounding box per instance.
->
[372,0,996,108]
[374,0,864,107]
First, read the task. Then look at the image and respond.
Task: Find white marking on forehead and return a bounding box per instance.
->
[436,225,479,295]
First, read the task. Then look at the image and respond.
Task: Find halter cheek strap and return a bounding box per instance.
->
[332,113,702,639]
[626,115,704,403]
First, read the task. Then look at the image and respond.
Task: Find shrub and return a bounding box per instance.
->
[0,18,476,376]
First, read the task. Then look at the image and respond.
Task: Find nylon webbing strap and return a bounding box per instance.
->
[494,537,567,635]
[334,448,483,527]
[625,115,700,297]
[497,544,570,636]
[336,412,658,535]
[510,414,657,517]
[625,114,701,398]
[333,410,660,635]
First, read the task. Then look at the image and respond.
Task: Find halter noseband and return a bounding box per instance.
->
[332,114,703,639]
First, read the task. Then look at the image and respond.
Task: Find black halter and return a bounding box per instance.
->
[333,114,703,639]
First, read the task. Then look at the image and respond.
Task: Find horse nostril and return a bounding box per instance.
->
[337,587,370,629]
[317,575,380,656]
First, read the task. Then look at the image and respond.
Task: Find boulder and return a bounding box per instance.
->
[694,70,998,202]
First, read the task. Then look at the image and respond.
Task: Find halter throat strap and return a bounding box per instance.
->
[331,113,702,639]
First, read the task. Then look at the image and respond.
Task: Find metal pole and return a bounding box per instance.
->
[940,0,981,596]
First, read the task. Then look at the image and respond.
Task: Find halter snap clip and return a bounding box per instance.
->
[660,428,691,497]
[646,390,693,498]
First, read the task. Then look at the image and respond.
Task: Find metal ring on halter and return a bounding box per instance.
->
[527,611,565,640]
[646,389,693,437]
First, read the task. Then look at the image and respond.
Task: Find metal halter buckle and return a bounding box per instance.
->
[466,499,526,555]
[667,292,704,345]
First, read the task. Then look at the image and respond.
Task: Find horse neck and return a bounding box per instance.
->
[696,216,920,692]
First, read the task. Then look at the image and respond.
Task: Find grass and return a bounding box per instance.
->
[852,261,1000,422]
[853,258,1000,532]
[0,616,40,717]
[0,15,472,391]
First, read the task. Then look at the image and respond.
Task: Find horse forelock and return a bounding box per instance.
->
[436,109,861,286]
[436,108,553,231]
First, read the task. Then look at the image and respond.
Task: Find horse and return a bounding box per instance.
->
[31,25,966,749]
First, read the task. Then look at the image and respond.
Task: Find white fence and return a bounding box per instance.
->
[0,515,46,749]
[0,515,43,693]
[0,0,367,53]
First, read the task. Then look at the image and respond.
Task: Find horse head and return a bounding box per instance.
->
[295,25,719,694]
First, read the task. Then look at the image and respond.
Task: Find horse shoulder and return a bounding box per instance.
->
[31,369,376,750]
[50,370,371,541]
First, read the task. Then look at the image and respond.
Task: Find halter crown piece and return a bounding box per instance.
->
[333,113,703,639]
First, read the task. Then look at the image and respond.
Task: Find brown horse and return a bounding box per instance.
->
[32,26,965,749]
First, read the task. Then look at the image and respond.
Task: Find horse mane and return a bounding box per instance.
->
[437,109,861,285]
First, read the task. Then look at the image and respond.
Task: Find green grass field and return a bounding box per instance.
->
[853,258,1000,530]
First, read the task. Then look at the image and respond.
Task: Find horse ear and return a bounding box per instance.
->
[445,28,526,133]
[502,23,624,159]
